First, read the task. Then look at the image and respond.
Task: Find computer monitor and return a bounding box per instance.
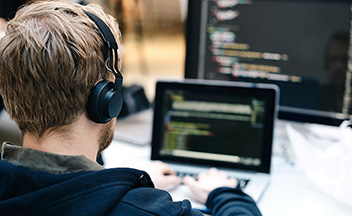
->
[185,0,352,125]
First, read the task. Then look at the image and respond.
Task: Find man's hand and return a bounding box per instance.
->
[183,168,238,204]
[145,161,181,191]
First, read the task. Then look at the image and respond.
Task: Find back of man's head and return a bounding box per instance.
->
[0,1,121,137]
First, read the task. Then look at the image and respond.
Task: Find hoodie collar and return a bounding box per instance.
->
[1,142,104,174]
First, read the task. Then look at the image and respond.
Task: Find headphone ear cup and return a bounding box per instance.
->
[87,80,123,123]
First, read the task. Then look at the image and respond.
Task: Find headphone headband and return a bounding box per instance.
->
[84,10,122,81]
[84,10,124,123]
[84,11,118,50]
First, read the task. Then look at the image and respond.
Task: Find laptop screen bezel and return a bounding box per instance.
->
[151,79,278,174]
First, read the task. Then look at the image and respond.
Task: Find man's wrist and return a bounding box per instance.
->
[205,186,244,209]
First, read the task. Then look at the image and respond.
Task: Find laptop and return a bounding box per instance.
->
[151,79,279,211]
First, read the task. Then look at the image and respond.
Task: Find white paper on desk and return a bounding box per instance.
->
[286,123,352,207]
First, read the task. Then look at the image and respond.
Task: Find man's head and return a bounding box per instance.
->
[0,1,121,139]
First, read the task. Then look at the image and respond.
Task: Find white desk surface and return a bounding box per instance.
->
[102,118,352,216]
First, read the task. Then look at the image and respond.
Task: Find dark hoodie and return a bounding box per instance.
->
[0,143,261,215]
[0,161,201,215]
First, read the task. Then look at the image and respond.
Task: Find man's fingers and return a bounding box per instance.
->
[152,161,176,175]
[229,178,238,187]
[208,168,218,175]
[165,175,181,185]
[183,176,196,186]
[218,170,227,178]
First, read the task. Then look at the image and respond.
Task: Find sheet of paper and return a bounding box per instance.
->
[286,123,352,207]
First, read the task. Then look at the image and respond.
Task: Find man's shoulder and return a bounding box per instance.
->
[118,187,202,216]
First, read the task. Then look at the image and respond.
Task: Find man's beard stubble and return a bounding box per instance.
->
[97,119,115,155]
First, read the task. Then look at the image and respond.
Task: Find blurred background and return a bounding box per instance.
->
[94,0,188,100]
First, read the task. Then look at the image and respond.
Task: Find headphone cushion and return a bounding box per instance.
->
[87,80,123,123]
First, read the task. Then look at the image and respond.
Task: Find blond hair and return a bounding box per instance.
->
[0,1,121,137]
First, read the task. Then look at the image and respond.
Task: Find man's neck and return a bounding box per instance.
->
[22,114,101,162]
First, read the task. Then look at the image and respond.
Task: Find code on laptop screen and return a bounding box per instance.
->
[158,87,266,167]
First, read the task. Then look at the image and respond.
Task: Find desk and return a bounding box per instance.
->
[102,119,352,216]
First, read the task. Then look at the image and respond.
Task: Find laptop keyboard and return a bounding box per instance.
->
[175,171,250,189]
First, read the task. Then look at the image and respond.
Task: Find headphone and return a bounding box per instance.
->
[84,11,123,123]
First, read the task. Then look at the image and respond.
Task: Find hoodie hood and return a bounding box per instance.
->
[0,161,154,215]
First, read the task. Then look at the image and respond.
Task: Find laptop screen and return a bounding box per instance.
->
[151,80,278,173]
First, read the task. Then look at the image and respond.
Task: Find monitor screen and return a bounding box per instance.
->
[151,80,278,173]
[185,0,352,125]
[159,88,266,167]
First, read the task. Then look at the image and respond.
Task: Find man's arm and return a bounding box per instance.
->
[184,168,262,216]
[206,187,262,216]
[146,162,262,215]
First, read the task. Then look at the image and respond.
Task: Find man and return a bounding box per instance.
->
[0,1,261,215]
